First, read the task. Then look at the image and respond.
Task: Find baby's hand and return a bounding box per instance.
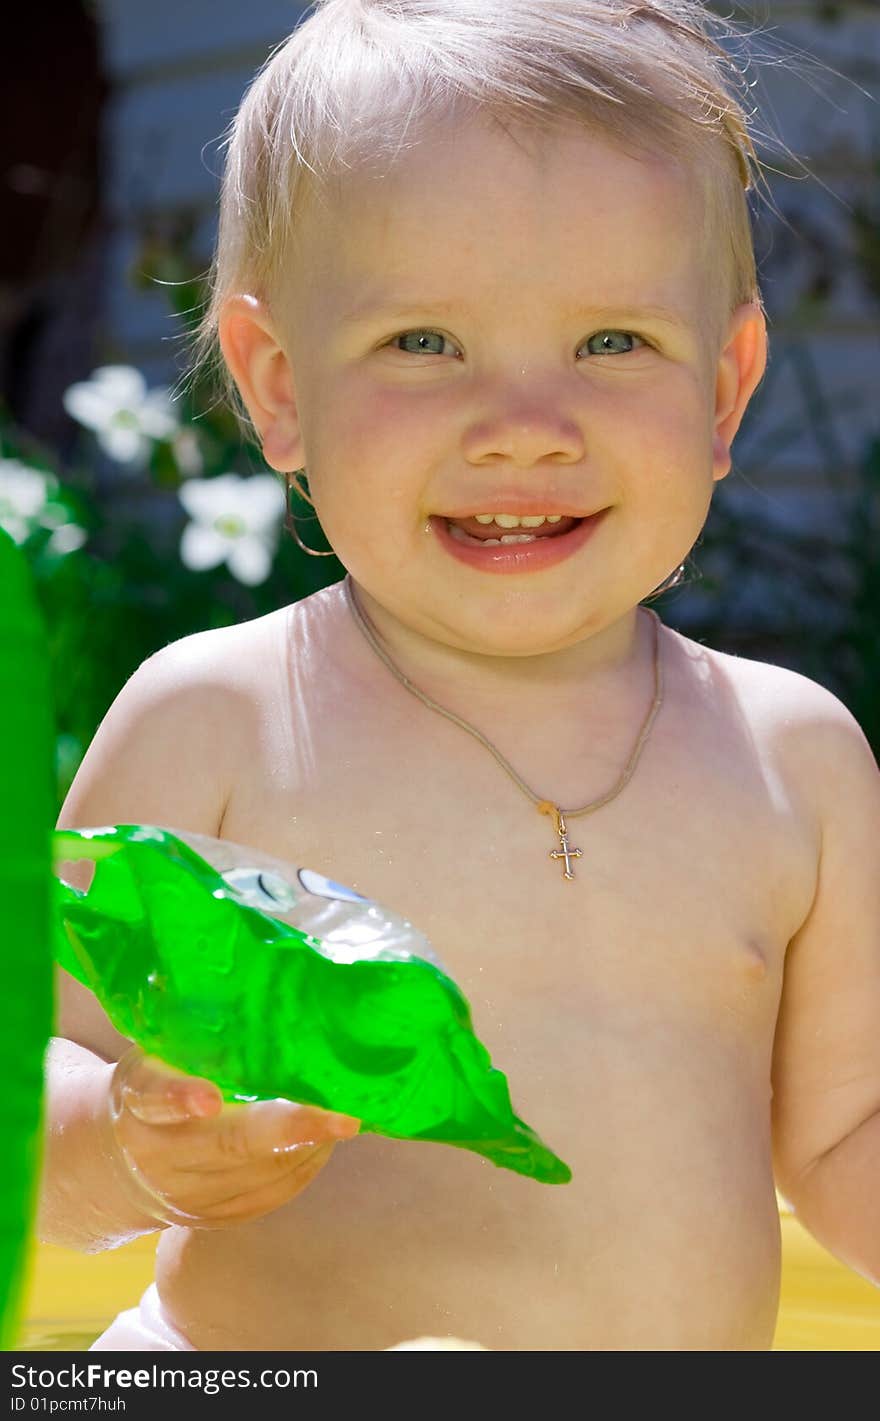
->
[105,1046,359,1229]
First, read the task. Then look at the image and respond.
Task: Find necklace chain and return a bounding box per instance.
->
[343,574,664,830]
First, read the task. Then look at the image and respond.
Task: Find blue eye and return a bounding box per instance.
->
[388,328,646,358]
[584,331,646,356]
[391,330,456,356]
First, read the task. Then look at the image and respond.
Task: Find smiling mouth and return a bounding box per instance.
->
[443,515,581,545]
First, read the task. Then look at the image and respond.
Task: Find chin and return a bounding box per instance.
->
[438,617,583,659]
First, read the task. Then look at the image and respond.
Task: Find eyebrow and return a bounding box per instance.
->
[341,300,688,329]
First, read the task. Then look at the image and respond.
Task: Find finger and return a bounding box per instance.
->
[117,1053,223,1126]
[271,1099,361,1145]
[190,1098,358,1170]
[188,1143,336,1225]
[138,1140,331,1209]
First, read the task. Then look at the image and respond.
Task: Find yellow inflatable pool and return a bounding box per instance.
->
[14,1202,880,1351]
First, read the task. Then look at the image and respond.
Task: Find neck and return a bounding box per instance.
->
[344,575,656,726]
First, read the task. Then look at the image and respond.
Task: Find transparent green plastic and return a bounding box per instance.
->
[0,530,54,1350]
[53,824,571,1185]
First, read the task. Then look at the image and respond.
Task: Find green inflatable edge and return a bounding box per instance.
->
[0,529,54,1350]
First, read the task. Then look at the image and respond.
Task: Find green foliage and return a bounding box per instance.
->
[1,277,341,812]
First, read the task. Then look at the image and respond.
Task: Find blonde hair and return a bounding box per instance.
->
[189,0,779,503]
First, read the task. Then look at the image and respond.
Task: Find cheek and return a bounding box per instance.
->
[633,459,714,554]
[334,377,429,460]
[304,431,424,559]
[615,386,715,553]
[329,377,430,457]
[624,377,714,492]
[312,383,439,519]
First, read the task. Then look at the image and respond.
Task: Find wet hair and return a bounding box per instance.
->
[186,0,784,586]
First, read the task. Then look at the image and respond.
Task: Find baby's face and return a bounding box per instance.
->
[276,112,754,655]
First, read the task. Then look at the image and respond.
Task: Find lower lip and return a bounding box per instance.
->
[430,512,608,574]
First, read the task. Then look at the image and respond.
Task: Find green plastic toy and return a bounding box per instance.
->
[53,823,571,1185]
[0,529,54,1351]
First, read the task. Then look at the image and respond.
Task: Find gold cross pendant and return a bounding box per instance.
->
[538,803,583,881]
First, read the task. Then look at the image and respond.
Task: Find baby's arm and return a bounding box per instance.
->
[770,680,880,1285]
[41,635,356,1252]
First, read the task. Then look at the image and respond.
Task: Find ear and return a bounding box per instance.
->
[712,301,768,483]
[217,294,304,473]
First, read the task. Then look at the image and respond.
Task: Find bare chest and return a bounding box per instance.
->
[161,620,819,1348]
[219,648,813,1061]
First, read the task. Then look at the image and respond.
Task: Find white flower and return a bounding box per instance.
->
[0,458,56,542]
[172,427,204,478]
[46,523,88,555]
[0,458,87,553]
[178,472,286,586]
[63,365,179,465]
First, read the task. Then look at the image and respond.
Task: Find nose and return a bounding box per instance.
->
[461,383,584,468]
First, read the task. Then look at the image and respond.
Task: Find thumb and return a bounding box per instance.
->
[112,1048,223,1126]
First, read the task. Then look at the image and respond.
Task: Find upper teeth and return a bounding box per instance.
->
[472,513,563,528]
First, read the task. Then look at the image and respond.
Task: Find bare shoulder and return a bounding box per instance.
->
[58,615,278,831]
[678,628,877,815]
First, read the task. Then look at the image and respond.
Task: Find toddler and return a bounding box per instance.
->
[42,0,880,1351]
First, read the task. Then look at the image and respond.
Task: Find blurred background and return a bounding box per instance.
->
[1,0,878,814]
